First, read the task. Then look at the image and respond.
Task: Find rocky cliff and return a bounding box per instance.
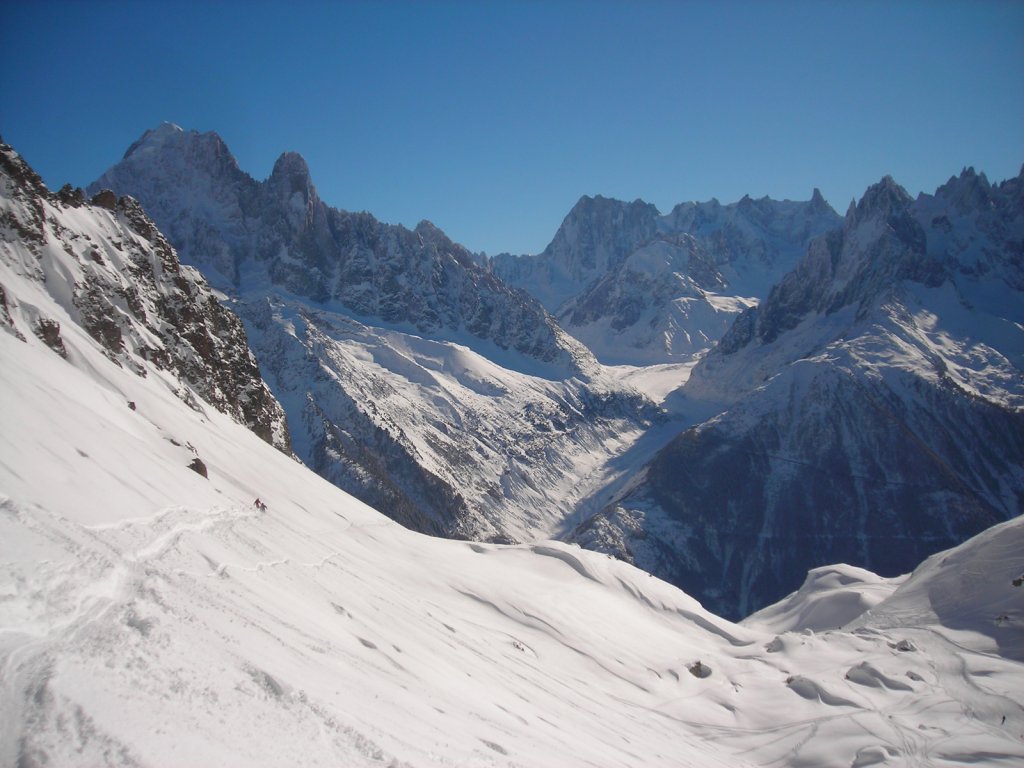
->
[0,139,291,452]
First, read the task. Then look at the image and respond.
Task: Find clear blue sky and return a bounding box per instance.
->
[2,0,1022,255]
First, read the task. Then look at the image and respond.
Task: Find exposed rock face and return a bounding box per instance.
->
[492,191,841,364]
[90,189,117,210]
[0,140,291,452]
[187,457,209,478]
[32,317,66,357]
[0,283,23,340]
[491,195,662,313]
[572,169,1024,619]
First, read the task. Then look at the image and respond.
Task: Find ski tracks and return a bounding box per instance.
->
[0,499,258,765]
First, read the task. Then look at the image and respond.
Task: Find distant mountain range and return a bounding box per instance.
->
[89,124,659,543]
[491,190,841,364]
[81,123,1023,617]
[572,168,1024,618]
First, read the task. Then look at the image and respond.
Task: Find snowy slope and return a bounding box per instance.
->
[0,140,289,451]
[573,169,1024,619]
[89,125,663,541]
[239,292,659,542]
[743,565,905,635]
[851,515,1024,660]
[4,219,1024,766]
[492,191,841,365]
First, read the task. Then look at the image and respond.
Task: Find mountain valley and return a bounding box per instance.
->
[84,125,1024,620]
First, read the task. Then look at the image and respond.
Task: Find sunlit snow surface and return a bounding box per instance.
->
[234,292,658,543]
[3,259,1024,767]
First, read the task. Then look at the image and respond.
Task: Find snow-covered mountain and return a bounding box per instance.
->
[492,191,841,364]
[91,123,592,375]
[492,195,661,312]
[0,139,290,452]
[3,169,1023,763]
[573,168,1024,619]
[89,125,658,542]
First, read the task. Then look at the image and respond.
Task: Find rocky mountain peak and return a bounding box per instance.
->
[559,194,661,230]
[0,140,50,200]
[413,219,454,251]
[846,175,913,229]
[92,126,594,377]
[542,194,660,274]
[414,219,442,238]
[572,193,657,215]
[934,166,995,214]
[117,124,244,184]
[494,185,841,363]
[122,121,184,159]
[809,187,830,214]
[269,150,312,190]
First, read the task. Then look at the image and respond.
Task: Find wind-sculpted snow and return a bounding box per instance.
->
[850,515,1024,660]
[3,263,1024,766]
[743,564,904,635]
[574,168,1024,619]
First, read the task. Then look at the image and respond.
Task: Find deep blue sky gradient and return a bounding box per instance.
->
[2,0,1022,255]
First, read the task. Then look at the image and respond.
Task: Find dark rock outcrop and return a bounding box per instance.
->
[0,139,292,453]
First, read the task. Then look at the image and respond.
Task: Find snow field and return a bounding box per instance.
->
[3,318,1024,765]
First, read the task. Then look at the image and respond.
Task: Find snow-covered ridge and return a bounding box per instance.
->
[90,126,595,377]
[0,139,290,451]
[491,189,842,365]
